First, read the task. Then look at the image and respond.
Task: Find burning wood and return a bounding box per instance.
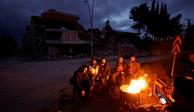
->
[127,77,147,93]
[120,77,147,94]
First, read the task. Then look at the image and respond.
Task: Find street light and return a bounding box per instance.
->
[84,0,94,57]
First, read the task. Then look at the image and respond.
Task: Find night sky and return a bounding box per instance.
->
[0,0,194,39]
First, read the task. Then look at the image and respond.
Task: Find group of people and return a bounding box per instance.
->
[70,56,141,104]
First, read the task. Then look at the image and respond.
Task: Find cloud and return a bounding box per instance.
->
[101,8,133,31]
[102,9,129,24]
[115,26,131,31]
[0,0,194,38]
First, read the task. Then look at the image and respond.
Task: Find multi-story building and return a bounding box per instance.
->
[25,9,90,58]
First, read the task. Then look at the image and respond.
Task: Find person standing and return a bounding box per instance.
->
[98,58,111,94]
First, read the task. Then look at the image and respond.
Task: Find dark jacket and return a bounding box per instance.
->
[98,62,111,79]
[128,61,140,76]
[114,61,127,73]
[71,69,91,91]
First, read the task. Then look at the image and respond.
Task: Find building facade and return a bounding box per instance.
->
[25,9,90,58]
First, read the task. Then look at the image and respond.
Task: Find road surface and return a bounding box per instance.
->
[0,55,170,112]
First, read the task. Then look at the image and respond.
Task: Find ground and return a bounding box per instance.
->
[0,55,177,112]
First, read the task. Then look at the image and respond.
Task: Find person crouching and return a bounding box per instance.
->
[71,65,91,105]
[88,58,99,95]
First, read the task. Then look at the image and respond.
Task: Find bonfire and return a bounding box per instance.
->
[120,76,147,94]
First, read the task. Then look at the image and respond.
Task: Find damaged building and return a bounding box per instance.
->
[24,9,90,58]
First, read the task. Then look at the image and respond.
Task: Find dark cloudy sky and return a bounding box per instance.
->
[0,0,194,39]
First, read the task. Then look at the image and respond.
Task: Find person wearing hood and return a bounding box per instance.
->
[71,65,91,104]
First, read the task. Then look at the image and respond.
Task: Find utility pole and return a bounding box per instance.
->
[84,0,94,57]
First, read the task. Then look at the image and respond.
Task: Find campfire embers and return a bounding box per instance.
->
[127,77,147,93]
[120,77,147,94]
[119,74,174,111]
[120,77,147,105]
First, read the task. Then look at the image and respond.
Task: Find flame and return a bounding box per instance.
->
[127,77,147,93]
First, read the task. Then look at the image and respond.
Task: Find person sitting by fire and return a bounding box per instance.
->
[88,58,99,95]
[112,56,127,87]
[97,57,111,95]
[128,56,141,78]
[70,65,91,105]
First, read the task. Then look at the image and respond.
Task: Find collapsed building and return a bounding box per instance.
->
[24,9,141,58]
[24,9,90,58]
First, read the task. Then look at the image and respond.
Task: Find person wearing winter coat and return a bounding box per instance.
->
[88,58,99,95]
[97,58,111,94]
[128,56,141,78]
[112,56,127,86]
[71,65,91,104]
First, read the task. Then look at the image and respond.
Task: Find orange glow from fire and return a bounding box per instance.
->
[127,77,147,93]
